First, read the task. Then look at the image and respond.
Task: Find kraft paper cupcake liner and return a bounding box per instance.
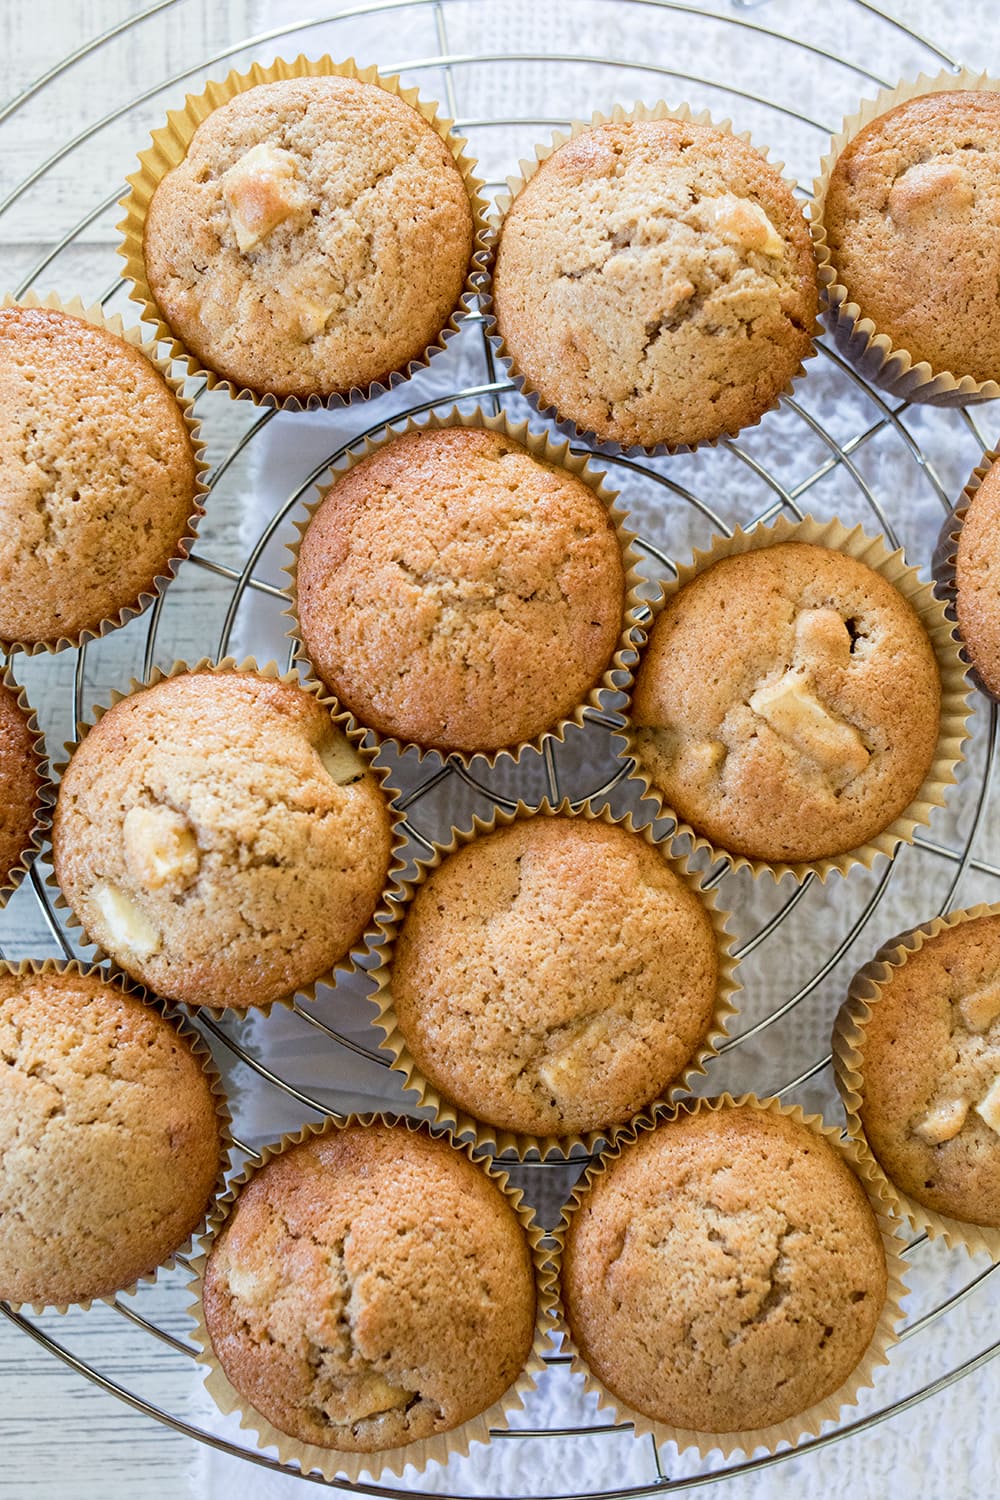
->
[369,798,741,1161]
[621,513,971,884]
[932,446,1000,702]
[0,662,52,909]
[285,404,649,770]
[0,956,233,1314]
[552,1092,908,1459]
[118,55,489,410]
[45,656,407,1017]
[834,906,1000,1262]
[479,99,821,460]
[811,67,1000,406]
[187,1112,556,1482]
[0,290,208,655]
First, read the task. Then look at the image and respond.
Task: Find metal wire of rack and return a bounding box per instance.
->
[2,0,1000,1492]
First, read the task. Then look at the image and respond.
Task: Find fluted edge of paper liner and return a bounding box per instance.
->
[0,955,232,1313]
[810,67,1000,406]
[186,1111,556,1482]
[117,55,488,409]
[369,797,740,1161]
[45,656,408,1016]
[619,511,971,884]
[550,1091,908,1459]
[284,403,649,769]
[833,905,1000,1261]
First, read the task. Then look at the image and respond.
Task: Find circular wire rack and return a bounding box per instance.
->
[2,0,1000,1491]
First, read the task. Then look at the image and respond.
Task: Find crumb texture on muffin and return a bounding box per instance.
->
[561,1105,887,1433]
[390,817,720,1136]
[202,1122,536,1452]
[823,90,1000,382]
[0,968,221,1306]
[631,541,941,863]
[0,675,42,889]
[0,305,197,645]
[143,76,474,399]
[296,426,626,752]
[859,913,1000,1227]
[493,117,817,449]
[52,671,393,1009]
[956,457,1000,696]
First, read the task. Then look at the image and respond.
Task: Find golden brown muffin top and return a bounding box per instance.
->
[493,117,817,450]
[631,542,941,864]
[0,968,221,1306]
[144,77,474,400]
[0,675,43,891]
[857,913,1000,1227]
[0,305,198,646]
[295,426,627,753]
[562,1105,887,1434]
[956,457,1000,696]
[390,817,720,1137]
[203,1122,537,1453]
[52,671,393,1009]
[823,90,1000,382]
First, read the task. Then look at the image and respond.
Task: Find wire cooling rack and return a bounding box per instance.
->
[3,0,1000,1492]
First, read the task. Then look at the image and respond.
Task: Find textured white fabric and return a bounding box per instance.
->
[198,3,1000,1496]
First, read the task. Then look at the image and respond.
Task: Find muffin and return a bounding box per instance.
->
[840,910,1000,1230]
[821,88,1000,385]
[294,424,628,754]
[141,73,476,401]
[0,964,223,1306]
[492,112,817,450]
[386,816,725,1139]
[0,670,45,900]
[0,302,201,649]
[52,668,394,1009]
[954,455,1000,697]
[560,1102,889,1437]
[201,1120,537,1454]
[630,538,942,866]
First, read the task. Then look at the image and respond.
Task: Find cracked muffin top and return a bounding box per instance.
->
[492,116,817,450]
[143,76,475,401]
[202,1121,537,1453]
[853,912,1000,1228]
[0,967,222,1306]
[822,90,1000,383]
[389,817,721,1138]
[0,305,199,647]
[0,673,44,896]
[295,426,627,753]
[630,541,941,866]
[561,1104,887,1434]
[52,670,394,1009]
[955,455,1000,696]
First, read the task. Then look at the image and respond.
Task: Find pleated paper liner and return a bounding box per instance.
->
[186,1111,557,1483]
[479,99,821,460]
[285,404,648,771]
[621,513,971,884]
[45,657,408,1017]
[117,55,489,410]
[932,445,1000,702]
[0,661,52,909]
[0,956,233,1314]
[834,906,1000,1262]
[551,1092,908,1460]
[369,798,741,1162]
[810,67,1000,405]
[0,291,208,655]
